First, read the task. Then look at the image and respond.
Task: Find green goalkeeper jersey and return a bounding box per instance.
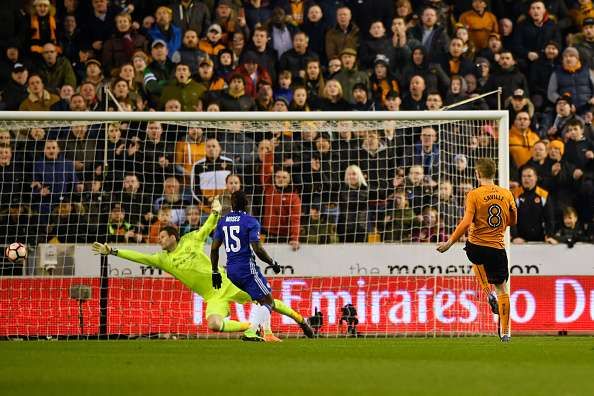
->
[116,212,225,301]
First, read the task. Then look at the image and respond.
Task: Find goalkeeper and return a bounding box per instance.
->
[92,197,268,341]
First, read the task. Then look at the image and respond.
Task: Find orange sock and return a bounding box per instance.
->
[497,292,510,337]
[472,264,491,296]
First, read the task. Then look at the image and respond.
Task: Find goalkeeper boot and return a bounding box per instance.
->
[299,318,315,338]
[242,329,264,342]
[488,293,499,315]
[500,335,511,343]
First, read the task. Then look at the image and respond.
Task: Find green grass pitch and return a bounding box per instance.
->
[1,337,593,396]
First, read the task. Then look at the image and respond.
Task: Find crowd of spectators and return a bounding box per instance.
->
[1,0,594,274]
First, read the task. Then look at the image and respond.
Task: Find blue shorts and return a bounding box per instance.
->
[227,266,272,301]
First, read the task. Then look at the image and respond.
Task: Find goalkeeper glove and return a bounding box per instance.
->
[92,242,117,256]
[211,196,222,214]
[271,261,281,274]
[212,272,222,289]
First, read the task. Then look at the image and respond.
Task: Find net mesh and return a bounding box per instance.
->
[0,114,503,338]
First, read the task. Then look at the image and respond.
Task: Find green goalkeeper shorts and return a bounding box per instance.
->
[205,281,252,318]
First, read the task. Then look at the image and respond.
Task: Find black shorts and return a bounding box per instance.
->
[464,241,509,284]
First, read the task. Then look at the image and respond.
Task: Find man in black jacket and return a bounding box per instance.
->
[1,63,29,111]
[511,166,557,244]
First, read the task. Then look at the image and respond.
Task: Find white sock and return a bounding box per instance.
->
[248,304,271,332]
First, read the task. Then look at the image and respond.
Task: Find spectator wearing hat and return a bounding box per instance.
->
[459,0,498,50]
[83,58,109,103]
[352,82,375,110]
[2,63,30,111]
[216,48,235,79]
[159,63,206,111]
[325,5,360,60]
[171,29,206,74]
[0,42,31,88]
[143,39,175,108]
[194,57,226,98]
[279,31,318,80]
[370,55,399,108]
[148,6,182,59]
[409,5,450,62]
[102,12,148,73]
[172,0,211,38]
[505,88,535,126]
[509,111,541,169]
[199,23,226,56]
[543,95,582,140]
[234,50,272,98]
[334,47,369,103]
[19,74,60,111]
[512,1,561,68]
[219,73,257,111]
[359,20,395,71]
[27,0,60,55]
[243,26,278,84]
[547,46,594,114]
[528,41,560,111]
[36,43,77,94]
[574,18,594,69]
[81,0,119,52]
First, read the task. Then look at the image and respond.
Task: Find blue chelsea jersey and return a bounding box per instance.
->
[214,211,261,274]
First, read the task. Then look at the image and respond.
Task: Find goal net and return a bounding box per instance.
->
[0,111,508,339]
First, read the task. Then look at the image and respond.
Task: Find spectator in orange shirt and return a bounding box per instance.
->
[509,111,541,169]
[459,0,499,50]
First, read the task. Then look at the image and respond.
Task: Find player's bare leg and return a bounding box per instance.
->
[493,282,511,342]
[472,264,498,314]
[258,294,314,338]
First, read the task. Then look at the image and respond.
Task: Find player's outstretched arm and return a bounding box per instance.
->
[195,196,222,242]
[250,241,281,274]
[92,242,162,267]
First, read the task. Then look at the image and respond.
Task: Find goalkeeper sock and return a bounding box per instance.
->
[497,292,510,337]
[273,299,304,324]
[220,319,250,332]
[472,264,491,296]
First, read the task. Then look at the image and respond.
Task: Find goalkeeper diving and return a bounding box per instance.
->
[92,197,275,341]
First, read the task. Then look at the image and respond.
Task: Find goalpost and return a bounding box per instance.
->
[0,110,509,339]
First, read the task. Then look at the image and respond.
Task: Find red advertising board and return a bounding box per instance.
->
[1,276,593,336]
